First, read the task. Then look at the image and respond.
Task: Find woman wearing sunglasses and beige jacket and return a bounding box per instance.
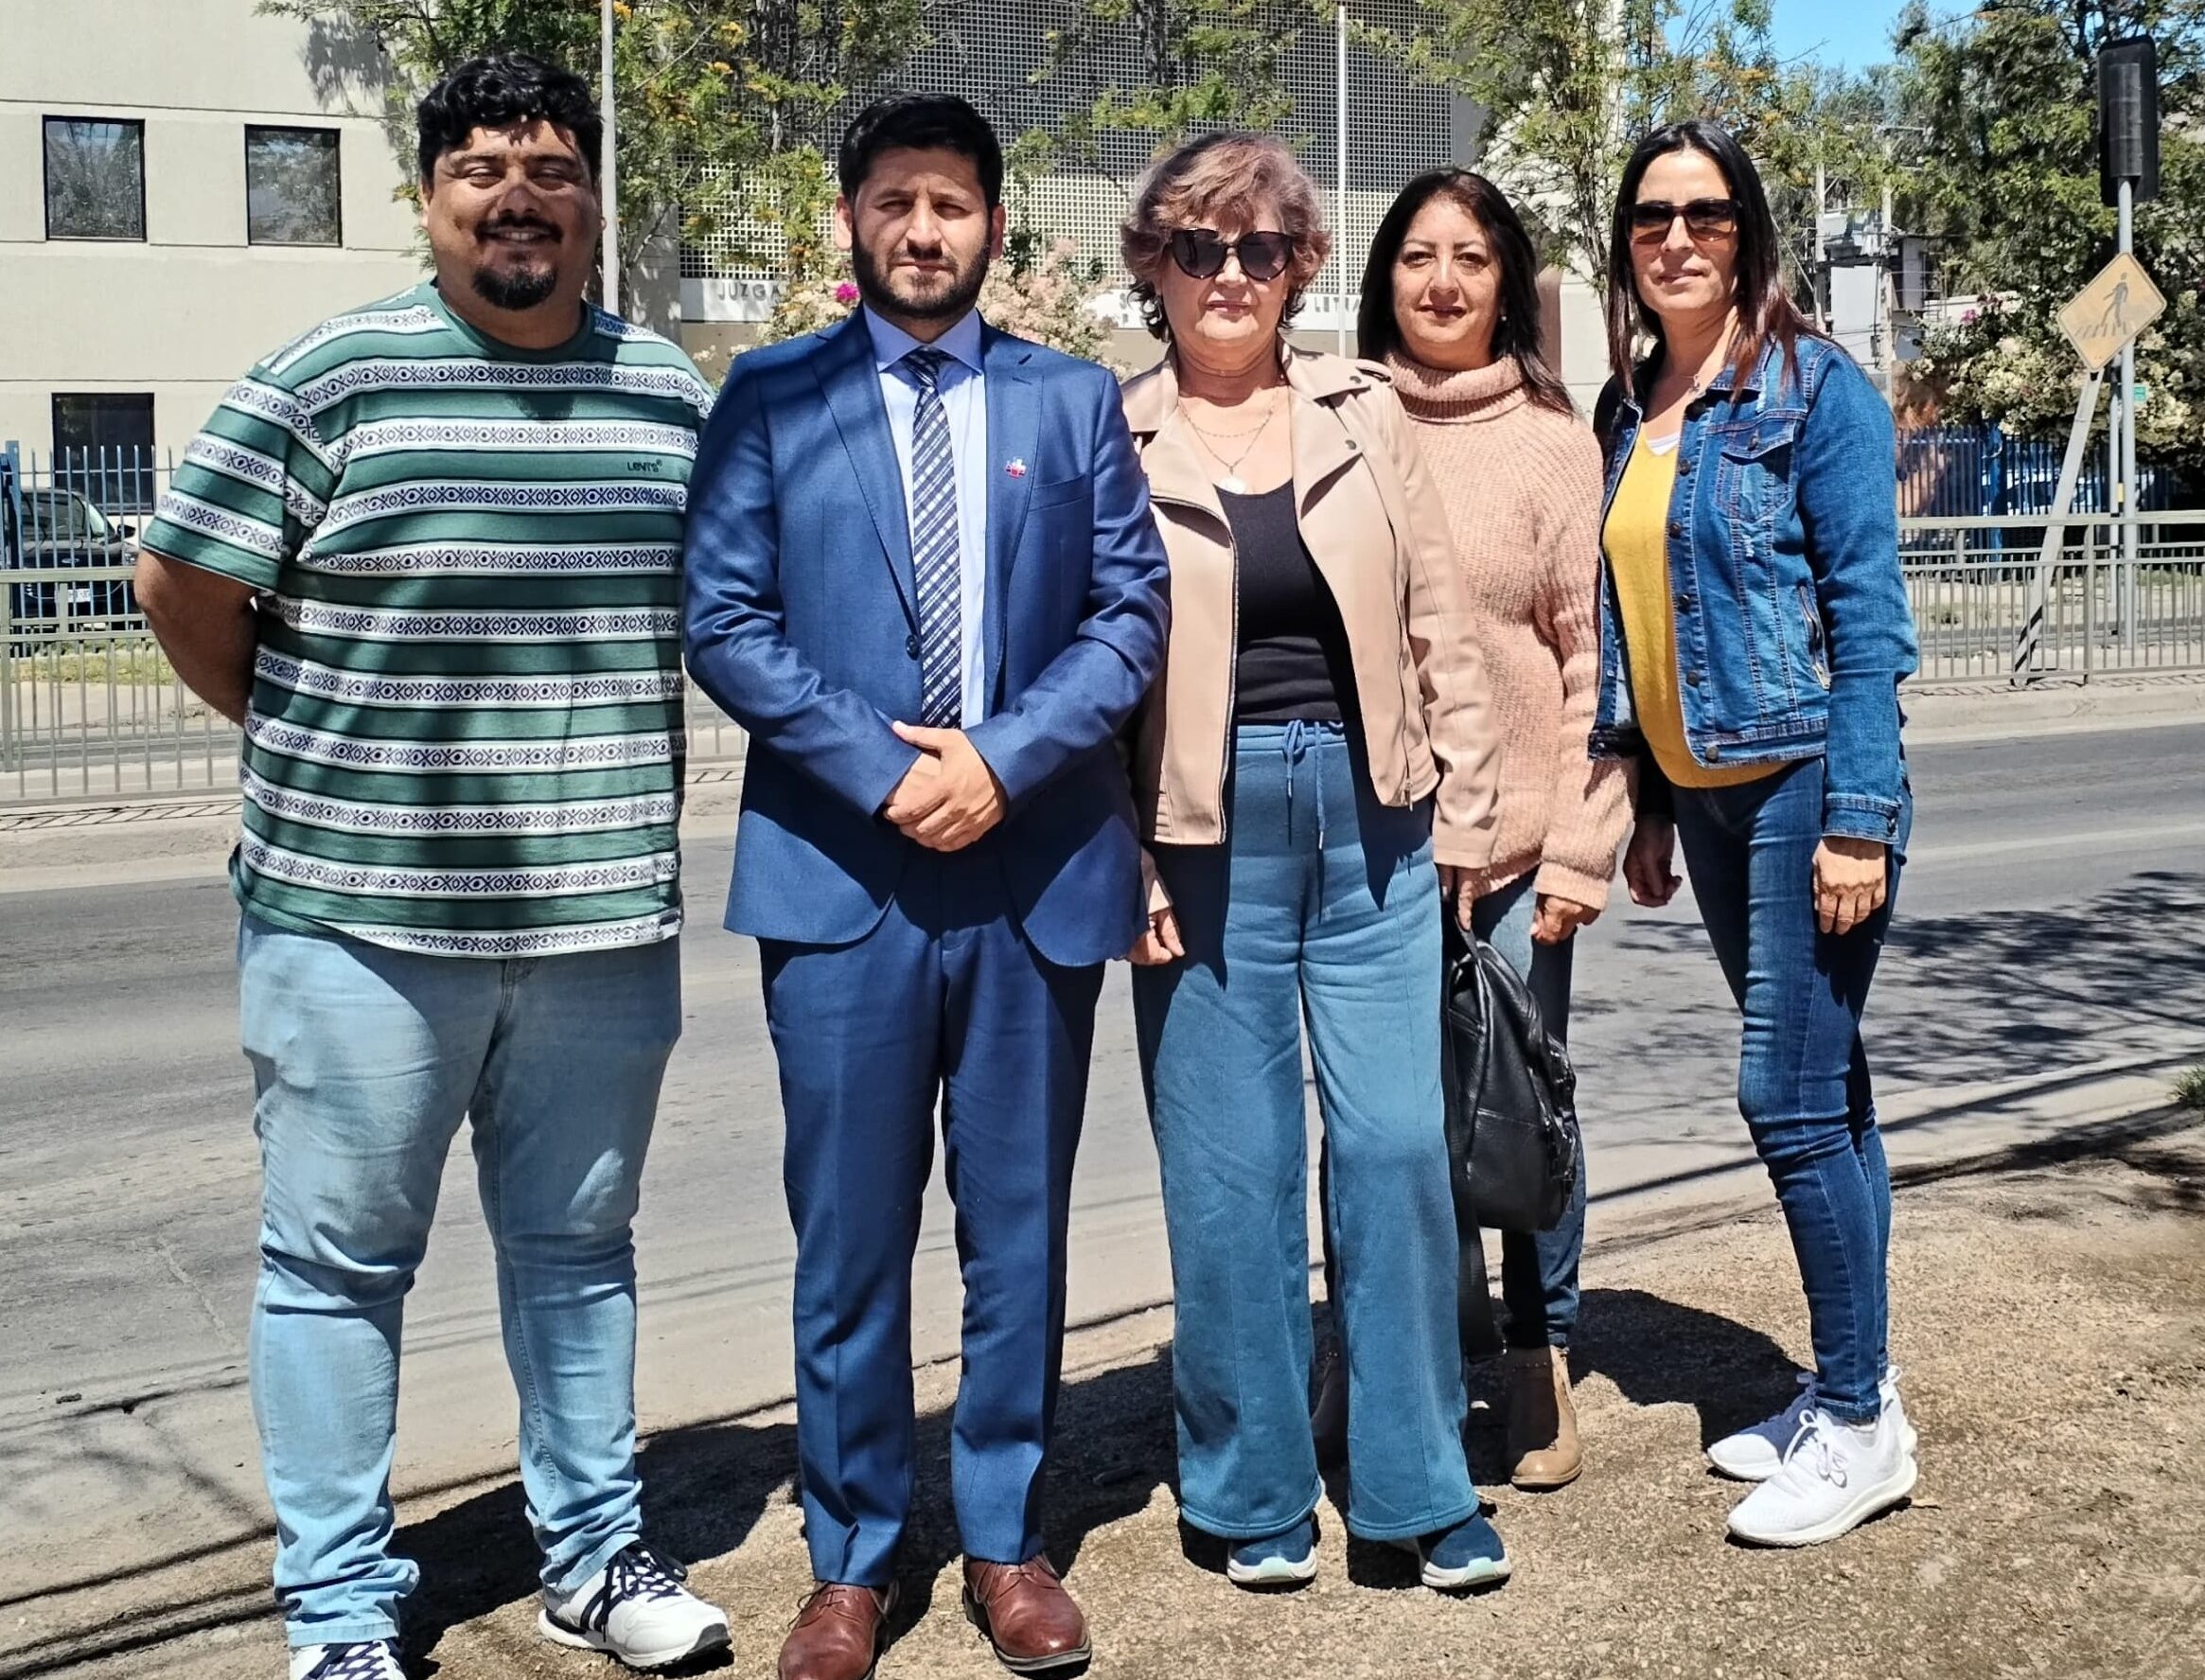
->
[1115,132,1507,1595]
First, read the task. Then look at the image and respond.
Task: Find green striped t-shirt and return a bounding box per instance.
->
[143,282,714,958]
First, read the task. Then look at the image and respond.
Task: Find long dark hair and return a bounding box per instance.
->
[1359,170,1572,416]
[1605,119,1826,394]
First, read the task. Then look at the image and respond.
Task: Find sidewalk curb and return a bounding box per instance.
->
[0,761,750,888]
[4,678,2200,877]
[1904,671,2205,739]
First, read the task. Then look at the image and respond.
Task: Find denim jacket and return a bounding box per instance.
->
[1590,335,1918,843]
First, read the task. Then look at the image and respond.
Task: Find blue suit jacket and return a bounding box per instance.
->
[682,312,1171,967]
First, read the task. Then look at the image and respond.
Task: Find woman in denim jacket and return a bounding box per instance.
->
[1592,120,1921,1547]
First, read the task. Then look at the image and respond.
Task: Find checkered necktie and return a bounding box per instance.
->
[904,347,963,729]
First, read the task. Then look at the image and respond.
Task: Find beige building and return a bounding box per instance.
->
[0,0,422,463]
[3,0,1617,476]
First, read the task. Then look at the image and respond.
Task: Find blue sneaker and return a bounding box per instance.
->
[1394,1512,1510,1591]
[1226,1517,1318,1587]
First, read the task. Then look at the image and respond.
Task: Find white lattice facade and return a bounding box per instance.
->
[679,0,1473,333]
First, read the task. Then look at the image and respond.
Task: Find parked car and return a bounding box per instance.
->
[3,486,140,638]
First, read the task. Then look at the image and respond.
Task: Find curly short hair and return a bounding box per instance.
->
[1120,133,1332,341]
[416,53,601,185]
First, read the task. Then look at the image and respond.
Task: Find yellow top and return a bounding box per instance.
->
[1603,436,1777,790]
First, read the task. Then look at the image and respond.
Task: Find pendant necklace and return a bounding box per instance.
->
[1182,398,1279,494]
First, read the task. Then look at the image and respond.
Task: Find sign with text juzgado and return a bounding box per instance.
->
[2057,252,2167,371]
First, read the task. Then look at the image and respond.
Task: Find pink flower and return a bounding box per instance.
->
[1963,309,1978,325]
[835,282,859,305]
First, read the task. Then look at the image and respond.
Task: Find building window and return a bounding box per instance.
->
[246,126,343,246]
[52,394,157,513]
[44,117,147,240]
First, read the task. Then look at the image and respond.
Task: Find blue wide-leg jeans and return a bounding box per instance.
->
[239,914,679,1648]
[1671,757,1911,1424]
[1134,722,1479,1543]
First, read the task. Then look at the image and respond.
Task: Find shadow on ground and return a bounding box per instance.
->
[1575,870,2205,1098]
[384,1350,1179,1675]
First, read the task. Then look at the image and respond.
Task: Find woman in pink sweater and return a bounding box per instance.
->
[1358,169,1629,1491]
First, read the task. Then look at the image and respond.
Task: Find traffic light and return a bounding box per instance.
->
[2099,35,2160,206]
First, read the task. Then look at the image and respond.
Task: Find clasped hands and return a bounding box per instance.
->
[880,721,1007,851]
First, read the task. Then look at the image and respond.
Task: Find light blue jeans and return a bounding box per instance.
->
[238,913,680,1647]
[1134,722,1479,1543]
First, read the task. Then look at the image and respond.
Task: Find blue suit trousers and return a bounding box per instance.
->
[759,842,1102,1584]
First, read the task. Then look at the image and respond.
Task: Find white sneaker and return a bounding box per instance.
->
[1707,1367,1918,1481]
[538,1542,732,1671]
[290,1643,405,1680]
[1725,1406,1919,1547]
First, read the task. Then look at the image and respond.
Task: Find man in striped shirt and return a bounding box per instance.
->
[136,53,729,1680]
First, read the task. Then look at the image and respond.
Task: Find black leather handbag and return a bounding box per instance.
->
[1440,916,1582,1353]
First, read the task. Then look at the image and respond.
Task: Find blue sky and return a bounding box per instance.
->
[1768,0,1914,70]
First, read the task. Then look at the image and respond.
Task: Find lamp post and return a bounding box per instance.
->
[601,0,620,317]
[1335,0,1349,354]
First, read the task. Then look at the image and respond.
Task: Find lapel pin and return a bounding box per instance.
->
[1005,458,1029,477]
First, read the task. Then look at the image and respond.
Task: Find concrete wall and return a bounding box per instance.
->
[0,0,423,457]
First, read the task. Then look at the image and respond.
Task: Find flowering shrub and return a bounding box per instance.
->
[759,233,1126,370]
[1914,292,2198,452]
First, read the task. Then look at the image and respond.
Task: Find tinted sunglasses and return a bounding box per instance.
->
[1168,228,1297,282]
[1629,198,1741,243]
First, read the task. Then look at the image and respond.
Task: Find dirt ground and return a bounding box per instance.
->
[22,1109,2205,1680]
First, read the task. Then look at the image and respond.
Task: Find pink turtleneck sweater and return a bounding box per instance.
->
[1387,352,1629,910]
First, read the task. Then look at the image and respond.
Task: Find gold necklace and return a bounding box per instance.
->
[1179,394,1281,493]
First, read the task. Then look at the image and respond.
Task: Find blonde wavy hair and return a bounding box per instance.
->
[1120,133,1332,342]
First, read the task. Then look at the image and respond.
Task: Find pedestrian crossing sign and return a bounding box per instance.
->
[2058,253,2166,371]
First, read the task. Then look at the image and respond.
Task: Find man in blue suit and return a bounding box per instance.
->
[682,96,1169,1680]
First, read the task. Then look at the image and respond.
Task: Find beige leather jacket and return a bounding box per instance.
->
[1120,348,1500,873]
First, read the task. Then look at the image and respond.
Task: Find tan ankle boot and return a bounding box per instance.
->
[1505,1346,1583,1490]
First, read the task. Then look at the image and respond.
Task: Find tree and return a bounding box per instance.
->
[1364,0,1843,282]
[1005,0,1310,196]
[1896,0,2205,457]
[259,0,932,319]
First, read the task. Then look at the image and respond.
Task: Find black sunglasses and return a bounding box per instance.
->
[1629,198,1741,242]
[1168,228,1297,282]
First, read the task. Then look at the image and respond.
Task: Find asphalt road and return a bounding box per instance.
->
[3,722,2202,1630]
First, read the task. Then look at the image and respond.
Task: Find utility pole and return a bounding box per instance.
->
[2117,175,2133,642]
[1335,0,1349,355]
[1812,160,1828,330]
[601,0,621,318]
[2018,49,2166,687]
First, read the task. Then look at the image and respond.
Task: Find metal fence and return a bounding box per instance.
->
[0,447,746,808]
[6,450,2202,809]
[1897,424,2177,520]
[1900,512,2205,684]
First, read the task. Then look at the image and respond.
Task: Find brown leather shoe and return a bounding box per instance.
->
[1506,1345,1583,1490]
[961,1555,1091,1673]
[780,1581,897,1680]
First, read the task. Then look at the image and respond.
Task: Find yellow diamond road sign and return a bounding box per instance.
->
[2059,253,2166,372]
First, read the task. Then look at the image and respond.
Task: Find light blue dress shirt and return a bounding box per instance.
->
[864,306,989,728]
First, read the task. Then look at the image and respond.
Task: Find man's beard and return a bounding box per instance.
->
[470,216,563,311]
[471,262,560,311]
[852,239,988,323]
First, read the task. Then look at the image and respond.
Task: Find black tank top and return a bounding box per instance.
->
[1220,483,1356,725]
